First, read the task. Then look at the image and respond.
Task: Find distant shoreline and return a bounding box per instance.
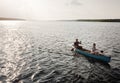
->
[58,19,120,22]
[0,18,120,22]
[0,17,25,20]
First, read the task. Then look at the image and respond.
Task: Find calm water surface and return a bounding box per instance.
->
[0,21,120,83]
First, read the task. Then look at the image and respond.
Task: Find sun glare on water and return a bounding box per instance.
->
[0,21,24,29]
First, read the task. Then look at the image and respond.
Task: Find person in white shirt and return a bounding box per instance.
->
[91,43,99,54]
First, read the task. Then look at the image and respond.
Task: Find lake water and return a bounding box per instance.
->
[0,21,120,83]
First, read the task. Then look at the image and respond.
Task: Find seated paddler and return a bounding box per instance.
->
[74,39,83,50]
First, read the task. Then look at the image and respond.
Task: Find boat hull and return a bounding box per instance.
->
[75,49,111,63]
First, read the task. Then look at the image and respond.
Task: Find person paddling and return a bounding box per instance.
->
[71,39,82,51]
[74,39,82,49]
[91,43,99,54]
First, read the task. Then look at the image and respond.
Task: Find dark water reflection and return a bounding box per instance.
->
[0,21,120,83]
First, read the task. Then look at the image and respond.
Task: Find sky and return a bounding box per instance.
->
[0,0,120,20]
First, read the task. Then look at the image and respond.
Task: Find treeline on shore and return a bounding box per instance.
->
[59,19,120,22]
[76,19,120,22]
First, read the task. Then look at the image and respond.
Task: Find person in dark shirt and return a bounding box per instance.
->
[74,39,82,49]
[71,39,83,51]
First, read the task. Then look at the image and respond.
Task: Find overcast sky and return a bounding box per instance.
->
[0,0,120,20]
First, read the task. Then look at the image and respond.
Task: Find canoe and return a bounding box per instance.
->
[75,49,111,63]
